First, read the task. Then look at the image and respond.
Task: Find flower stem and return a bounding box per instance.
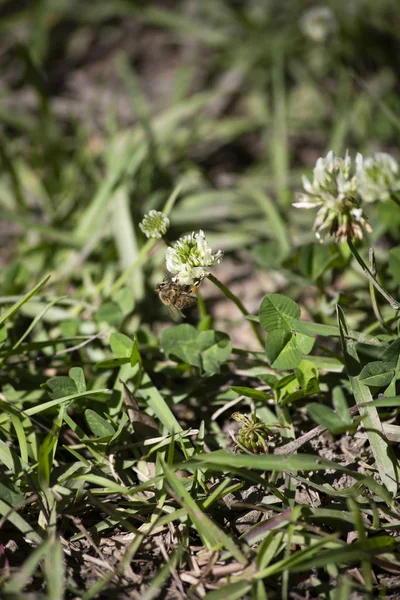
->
[368,248,390,332]
[207,273,265,348]
[391,193,400,209]
[347,239,400,311]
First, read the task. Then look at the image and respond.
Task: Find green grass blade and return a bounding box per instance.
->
[80,574,115,600]
[10,413,29,464]
[205,581,252,600]
[11,295,66,351]
[3,538,51,594]
[139,372,185,436]
[23,389,110,416]
[141,547,183,600]
[112,184,144,299]
[289,536,395,573]
[43,538,65,600]
[162,461,247,563]
[256,531,285,570]
[347,498,373,592]
[189,450,392,502]
[358,396,400,407]
[117,55,161,170]
[0,438,26,473]
[255,534,340,579]
[337,305,398,495]
[246,187,291,258]
[0,275,51,326]
[271,48,289,207]
[0,498,43,545]
[1,207,77,244]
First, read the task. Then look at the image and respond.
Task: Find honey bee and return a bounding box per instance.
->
[156,279,200,321]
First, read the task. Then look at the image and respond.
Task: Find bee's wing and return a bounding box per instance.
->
[167,304,185,322]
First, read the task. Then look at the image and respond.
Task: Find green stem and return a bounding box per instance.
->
[391,193,400,209]
[347,239,400,311]
[207,273,265,348]
[368,248,390,332]
[196,289,208,320]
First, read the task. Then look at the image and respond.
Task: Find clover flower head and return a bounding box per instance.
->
[356,152,400,203]
[294,151,372,243]
[139,210,170,239]
[165,230,223,286]
[300,6,337,42]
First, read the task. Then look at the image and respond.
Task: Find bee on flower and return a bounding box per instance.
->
[154,229,223,320]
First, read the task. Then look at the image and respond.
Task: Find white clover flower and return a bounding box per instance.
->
[294,151,372,242]
[300,6,337,42]
[139,210,170,239]
[356,152,400,203]
[165,230,223,285]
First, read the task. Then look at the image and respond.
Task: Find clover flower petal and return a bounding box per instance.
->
[139,210,170,239]
[356,152,400,203]
[165,230,223,285]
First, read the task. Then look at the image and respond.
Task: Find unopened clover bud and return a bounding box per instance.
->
[139,210,170,239]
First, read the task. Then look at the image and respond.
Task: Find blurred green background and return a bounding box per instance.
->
[1,0,400,338]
